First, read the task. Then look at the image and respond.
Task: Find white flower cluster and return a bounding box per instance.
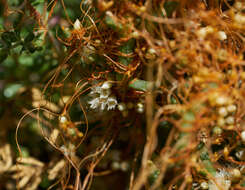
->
[196,26,227,41]
[88,82,118,111]
[208,169,231,190]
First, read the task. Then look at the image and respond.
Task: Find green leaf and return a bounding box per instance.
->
[116,73,124,81]
[192,102,205,113]
[105,14,123,31]
[241,181,245,187]
[118,56,132,66]
[18,146,30,158]
[119,38,135,54]
[171,96,177,104]
[1,31,18,43]
[202,160,216,176]
[118,38,135,66]
[181,122,192,129]
[2,56,15,67]
[175,133,190,150]
[0,40,4,48]
[196,142,205,150]
[164,1,179,17]
[0,50,8,63]
[26,43,36,53]
[19,54,34,66]
[4,83,23,98]
[31,0,45,6]
[24,32,35,43]
[0,106,4,117]
[202,82,218,92]
[159,120,171,128]
[22,42,37,53]
[39,175,51,188]
[129,79,152,91]
[200,151,210,161]
[9,0,19,6]
[198,170,207,177]
[183,110,195,122]
[148,169,160,185]
[0,71,4,79]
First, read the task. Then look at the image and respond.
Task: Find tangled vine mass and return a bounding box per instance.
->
[2,0,245,189]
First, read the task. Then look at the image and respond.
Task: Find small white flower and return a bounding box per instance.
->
[132,31,140,38]
[137,107,144,113]
[88,81,118,111]
[241,131,245,142]
[118,103,126,111]
[225,116,235,125]
[197,26,214,40]
[217,117,225,126]
[120,161,129,172]
[200,181,209,189]
[90,86,101,95]
[59,116,67,124]
[148,48,156,54]
[235,150,244,160]
[234,2,243,10]
[100,88,111,98]
[74,19,81,30]
[111,161,120,170]
[136,103,144,113]
[226,104,236,113]
[101,81,112,89]
[60,145,69,156]
[217,31,227,41]
[107,97,118,110]
[100,99,107,111]
[215,96,228,106]
[88,97,100,109]
[218,107,228,117]
[231,168,241,179]
[234,13,245,25]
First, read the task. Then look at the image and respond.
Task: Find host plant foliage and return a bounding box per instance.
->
[1,0,245,190]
